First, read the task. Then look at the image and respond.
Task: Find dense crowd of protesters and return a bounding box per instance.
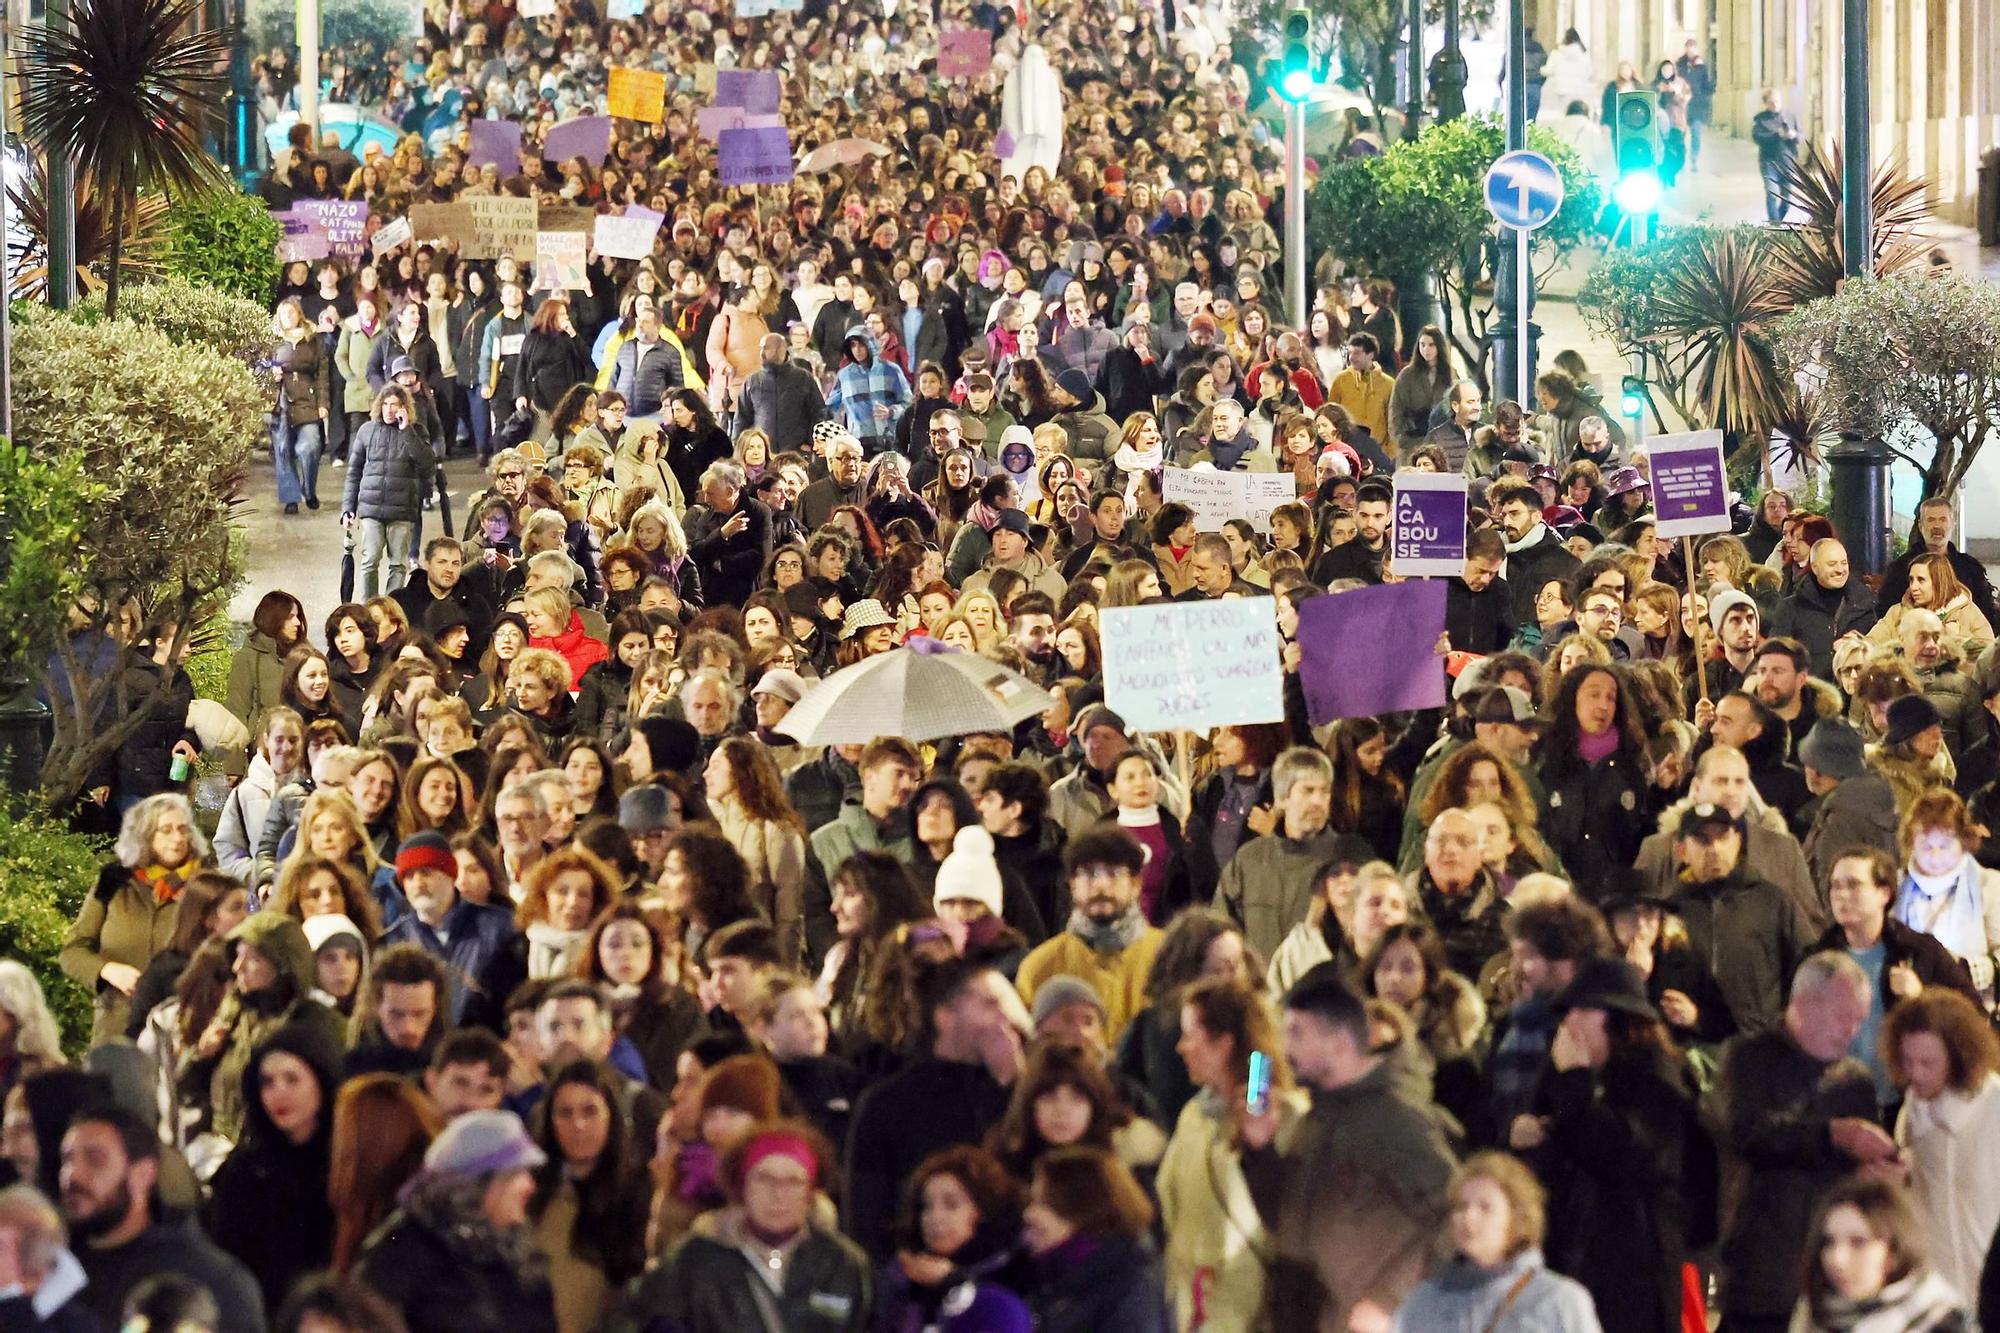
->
[16,0,2000,1331]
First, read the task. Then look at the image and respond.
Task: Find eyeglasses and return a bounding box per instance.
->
[498,471,525,481]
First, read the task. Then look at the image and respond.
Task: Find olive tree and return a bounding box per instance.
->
[12,302,268,805]
[1772,272,2000,503]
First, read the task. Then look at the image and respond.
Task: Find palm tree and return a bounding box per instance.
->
[4,162,170,301]
[16,0,233,316]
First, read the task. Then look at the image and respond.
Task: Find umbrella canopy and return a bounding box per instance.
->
[775,639,1050,745]
[797,138,893,174]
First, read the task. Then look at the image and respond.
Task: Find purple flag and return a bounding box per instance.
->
[542,115,612,165]
[468,118,522,170]
[1295,582,1448,725]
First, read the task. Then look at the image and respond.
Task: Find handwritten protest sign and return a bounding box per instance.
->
[1160,467,1294,533]
[467,118,522,170]
[592,210,663,260]
[292,199,368,257]
[1647,430,1730,539]
[1391,472,1468,577]
[607,67,666,123]
[370,216,412,257]
[542,115,611,164]
[714,69,780,114]
[939,28,992,77]
[407,202,469,247]
[718,126,794,186]
[464,195,537,261]
[274,210,329,262]
[1296,582,1448,724]
[516,0,555,17]
[535,205,596,233]
[606,0,643,16]
[534,231,590,290]
[1101,600,1285,734]
[696,107,782,141]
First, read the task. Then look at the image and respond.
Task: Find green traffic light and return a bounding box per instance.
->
[1615,172,1662,215]
[1281,68,1312,100]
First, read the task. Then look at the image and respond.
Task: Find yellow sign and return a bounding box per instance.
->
[608,67,666,123]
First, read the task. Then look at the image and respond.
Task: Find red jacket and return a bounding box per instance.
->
[531,611,608,689]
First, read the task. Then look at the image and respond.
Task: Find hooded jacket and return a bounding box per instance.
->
[1635,793,1824,936]
[343,410,438,524]
[204,1022,342,1311]
[181,912,345,1142]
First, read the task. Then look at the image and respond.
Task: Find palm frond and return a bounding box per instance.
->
[15,0,233,204]
[5,161,169,299]
[1768,141,1932,304]
[1640,228,1795,442]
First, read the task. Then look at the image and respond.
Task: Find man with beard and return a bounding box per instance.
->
[1013,828,1165,1043]
[1487,479,1579,629]
[1309,479,1392,587]
[61,1105,267,1332]
[1006,593,1060,683]
[378,832,517,1024]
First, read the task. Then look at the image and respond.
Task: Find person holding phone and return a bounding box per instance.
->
[1157,976,1306,1333]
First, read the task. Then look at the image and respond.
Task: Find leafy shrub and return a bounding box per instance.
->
[161,189,282,306]
[12,305,261,804]
[0,440,102,682]
[0,804,108,1054]
[76,273,278,384]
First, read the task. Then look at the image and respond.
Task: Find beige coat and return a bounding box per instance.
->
[1897,1071,2000,1302]
[711,799,809,966]
[1159,1088,1309,1333]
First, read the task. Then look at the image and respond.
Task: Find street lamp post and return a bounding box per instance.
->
[1826,0,1890,575]
[44,0,72,310]
[1487,0,1535,408]
[1402,0,1421,141]
[1285,98,1306,330]
[1433,0,1466,121]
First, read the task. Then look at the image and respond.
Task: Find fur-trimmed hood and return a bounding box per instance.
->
[1651,790,1788,840]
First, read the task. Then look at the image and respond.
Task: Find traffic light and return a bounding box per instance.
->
[1621,374,1646,419]
[1612,89,1663,215]
[1278,7,1313,102]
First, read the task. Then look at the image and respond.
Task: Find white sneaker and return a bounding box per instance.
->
[332,457,346,467]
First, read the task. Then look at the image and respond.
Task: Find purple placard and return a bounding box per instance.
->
[1390,474,1468,577]
[714,68,780,115]
[542,114,612,164]
[290,199,368,256]
[993,128,1016,157]
[939,28,992,78]
[1296,582,1448,725]
[274,210,330,262]
[717,125,794,187]
[467,118,523,170]
[1647,429,1730,540]
[696,106,782,141]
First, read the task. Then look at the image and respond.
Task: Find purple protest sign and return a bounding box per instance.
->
[695,106,782,142]
[273,210,330,263]
[290,199,368,257]
[992,128,1016,157]
[467,118,522,171]
[542,115,612,164]
[1647,429,1730,540]
[718,126,794,187]
[938,28,993,78]
[1390,472,1468,577]
[1295,582,1448,725]
[714,69,780,115]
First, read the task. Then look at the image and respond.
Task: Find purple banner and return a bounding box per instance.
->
[717,126,794,187]
[714,68,780,114]
[1296,582,1448,725]
[542,114,612,164]
[467,118,522,171]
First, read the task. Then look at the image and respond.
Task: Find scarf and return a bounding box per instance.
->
[1066,903,1149,954]
[1502,523,1549,555]
[1575,726,1621,765]
[1112,439,1163,477]
[1209,426,1254,471]
[136,863,194,905]
[1897,856,1991,988]
[964,499,1002,532]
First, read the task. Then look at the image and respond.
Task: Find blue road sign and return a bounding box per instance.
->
[1483,150,1565,231]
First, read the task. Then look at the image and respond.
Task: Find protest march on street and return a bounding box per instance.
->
[10,0,2000,1330]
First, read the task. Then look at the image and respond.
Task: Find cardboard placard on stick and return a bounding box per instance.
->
[536,204,597,233]
[717,126,795,187]
[592,211,663,260]
[534,230,590,290]
[407,202,470,247]
[607,67,667,123]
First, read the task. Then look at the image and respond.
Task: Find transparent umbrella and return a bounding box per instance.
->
[775,638,1050,745]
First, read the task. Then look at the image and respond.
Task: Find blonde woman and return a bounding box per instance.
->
[0,961,67,1093]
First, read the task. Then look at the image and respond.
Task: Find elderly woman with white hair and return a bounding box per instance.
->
[622,499,704,610]
[686,459,773,608]
[59,792,210,1046]
[0,962,66,1102]
[0,1182,98,1327]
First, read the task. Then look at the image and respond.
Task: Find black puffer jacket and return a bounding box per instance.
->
[357,1209,558,1333]
[343,414,438,523]
[510,328,592,413]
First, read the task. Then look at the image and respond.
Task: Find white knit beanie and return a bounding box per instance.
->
[934,825,1005,918]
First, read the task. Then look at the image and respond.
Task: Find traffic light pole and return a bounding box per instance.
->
[1285,98,1307,331]
[44,0,74,310]
[1827,0,1890,575]
[1402,0,1422,141]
